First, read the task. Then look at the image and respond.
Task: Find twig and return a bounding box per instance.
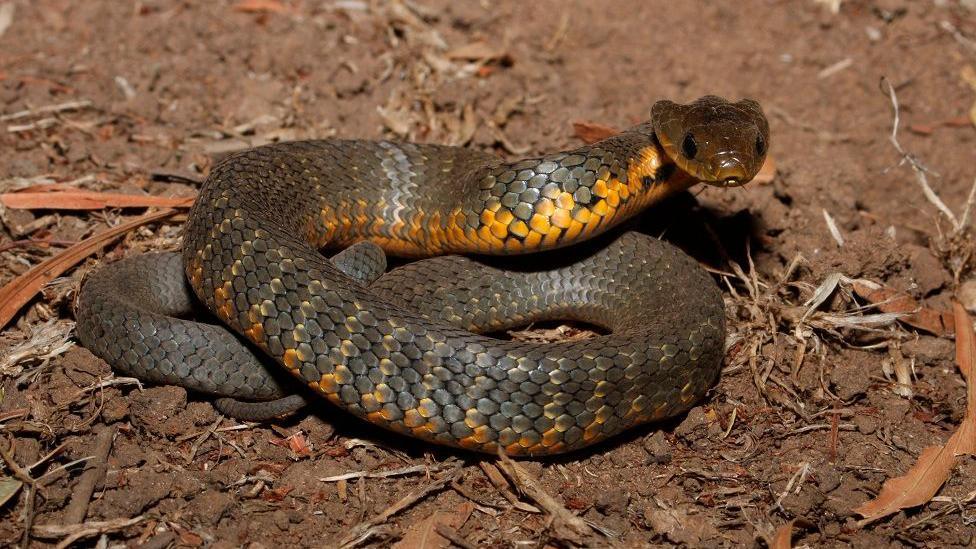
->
[543,11,570,52]
[881,77,961,230]
[338,462,463,548]
[477,462,540,513]
[940,20,976,57]
[772,462,811,512]
[32,515,145,549]
[185,415,224,463]
[822,209,845,246]
[319,463,446,482]
[0,100,93,122]
[1,438,38,548]
[495,450,593,543]
[7,118,59,133]
[0,239,77,253]
[435,524,478,549]
[64,425,117,524]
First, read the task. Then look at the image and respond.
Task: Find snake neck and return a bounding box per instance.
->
[281,127,696,257]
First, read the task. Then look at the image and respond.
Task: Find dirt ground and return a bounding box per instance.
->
[2,0,976,547]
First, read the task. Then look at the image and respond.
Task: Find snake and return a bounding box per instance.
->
[76,96,769,456]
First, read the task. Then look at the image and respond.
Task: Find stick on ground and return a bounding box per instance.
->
[64,425,117,524]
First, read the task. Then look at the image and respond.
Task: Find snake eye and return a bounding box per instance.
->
[755,134,767,156]
[681,133,698,159]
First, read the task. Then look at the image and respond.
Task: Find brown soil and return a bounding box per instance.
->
[2,0,976,547]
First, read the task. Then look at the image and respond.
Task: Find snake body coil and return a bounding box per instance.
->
[77,97,769,455]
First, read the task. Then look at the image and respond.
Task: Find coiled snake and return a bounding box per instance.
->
[76,96,769,456]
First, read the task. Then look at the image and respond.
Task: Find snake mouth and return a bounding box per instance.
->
[672,153,752,188]
[699,154,751,187]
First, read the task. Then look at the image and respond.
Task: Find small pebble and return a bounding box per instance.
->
[853,414,877,435]
[642,431,672,464]
[817,467,842,493]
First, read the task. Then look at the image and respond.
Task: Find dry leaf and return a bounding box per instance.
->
[1,190,195,210]
[572,121,618,144]
[851,279,954,335]
[0,209,179,331]
[771,519,797,549]
[956,301,975,380]
[754,155,778,184]
[853,303,976,526]
[392,502,474,549]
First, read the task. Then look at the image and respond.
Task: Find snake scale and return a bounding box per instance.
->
[76,96,769,456]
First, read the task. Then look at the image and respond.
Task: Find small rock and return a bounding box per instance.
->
[642,431,673,464]
[853,414,877,435]
[674,407,711,441]
[100,393,130,423]
[903,244,949,296]
[594,490,630,515]
[188,491,235,526]
[297,413,336,446]
[817,467,842,493]
[272,509,290,531]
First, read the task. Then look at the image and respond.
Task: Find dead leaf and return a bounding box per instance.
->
[956,301,975,380]
[572,121,618,144]
[853,303,976,526]
[0,477,22,509]
[851,279,954,335]
[1,190,195,210]
[754,155,778,184]
[771,519,797,549]
[232,0,292,14]
[392,502,474,549]
[643,503,720,546]
[0,209,179,331]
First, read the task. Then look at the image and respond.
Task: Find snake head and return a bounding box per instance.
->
[651,95,769,187]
